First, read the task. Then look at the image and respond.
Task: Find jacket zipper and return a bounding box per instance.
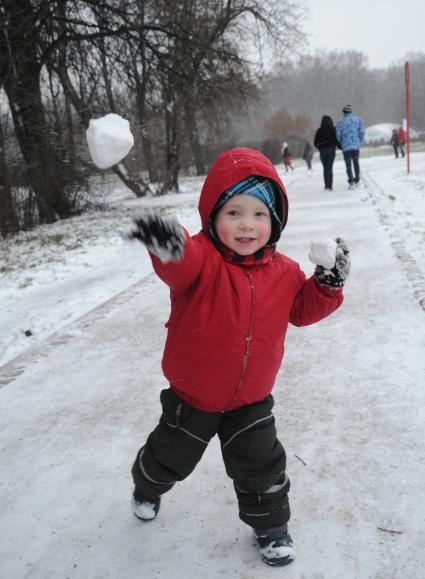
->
[175,403,182,428]
[226,270,256,408]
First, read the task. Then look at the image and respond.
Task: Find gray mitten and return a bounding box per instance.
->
[127,214,185,263]
[314,237,350,288]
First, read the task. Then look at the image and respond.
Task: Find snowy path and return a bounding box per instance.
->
[1,160,425,579]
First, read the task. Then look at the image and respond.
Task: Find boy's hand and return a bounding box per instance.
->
[127,214,185,263]
[314,237,350,288]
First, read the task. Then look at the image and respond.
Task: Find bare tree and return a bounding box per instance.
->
[257,48,425,141]
[0,0,308,235]
[150,0,306,189]
[1,0,74,223]
[44,0,154,196]
[0,109,18,236]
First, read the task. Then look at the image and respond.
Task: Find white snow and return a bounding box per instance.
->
[261,544,295,561]
[308,238,337,269]
[1,151,425,578]
[131,497,157,520]
[86,113,134,169]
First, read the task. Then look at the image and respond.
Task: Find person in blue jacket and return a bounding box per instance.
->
[336,105,365,189]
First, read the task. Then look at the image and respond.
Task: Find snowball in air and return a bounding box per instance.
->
[308,238,337,270]
[86,113,134,169]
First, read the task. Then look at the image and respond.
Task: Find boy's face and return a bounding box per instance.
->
[215,194,272,255]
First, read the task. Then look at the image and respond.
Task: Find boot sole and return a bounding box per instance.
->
[260,553,295,566]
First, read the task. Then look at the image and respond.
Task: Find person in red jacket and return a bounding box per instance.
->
[127,148,350,567]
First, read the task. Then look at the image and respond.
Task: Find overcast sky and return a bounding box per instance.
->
[305,0,425,69]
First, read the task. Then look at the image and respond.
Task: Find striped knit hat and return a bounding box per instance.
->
[209,175,284,247]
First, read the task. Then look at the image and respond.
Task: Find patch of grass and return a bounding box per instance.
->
[15,236,39,245]
[64,241,84,251]
[40,234,66,246]
[18,277,33,289]
[0,265,14,274]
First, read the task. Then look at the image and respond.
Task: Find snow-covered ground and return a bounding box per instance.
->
[1,151,425,578]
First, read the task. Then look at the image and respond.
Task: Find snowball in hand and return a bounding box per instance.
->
[86,113,134,169]
[308,238,337,270]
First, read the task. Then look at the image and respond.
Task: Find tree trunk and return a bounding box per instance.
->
[64,87,77,179]
[140,123,158,183]
[163,101,180,193]
[97,15,115,112]
[134,1,158,183]
[112,163,151,197]
[2,0,73,224]
[0,119,19,237]
[3,67,73,223]
[184,101,205,175]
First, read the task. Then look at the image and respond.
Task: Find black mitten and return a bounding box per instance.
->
[314,237,350,288]
[127,214,185,262]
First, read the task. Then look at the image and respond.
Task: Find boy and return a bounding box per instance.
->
[128,148,350,566]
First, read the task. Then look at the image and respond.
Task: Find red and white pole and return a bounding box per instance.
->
[405,61,410,174]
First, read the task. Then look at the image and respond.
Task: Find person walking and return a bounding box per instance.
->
[281,142,294,172]
[314,116,340,190]
[390,129,399,158]
[397,126,406,158]
[336,105,365,189]
[302,140,313,170]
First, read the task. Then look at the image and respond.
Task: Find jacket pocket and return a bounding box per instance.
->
[160,387,194,428]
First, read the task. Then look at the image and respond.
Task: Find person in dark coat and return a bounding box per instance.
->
[314,115,340,190]
[390,128,399,158]
[302,140,313,169]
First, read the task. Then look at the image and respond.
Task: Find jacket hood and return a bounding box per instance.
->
[321,115,334,128]
[198,148,288,236]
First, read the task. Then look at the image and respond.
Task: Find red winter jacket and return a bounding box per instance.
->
[397,128,405,145]
[150,148,343,412]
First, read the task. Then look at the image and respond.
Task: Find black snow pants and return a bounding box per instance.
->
[319,146,336,189]
[131,388,290,529]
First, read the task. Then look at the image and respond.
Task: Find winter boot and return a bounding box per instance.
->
[132,489,161,521]
[253,524,295,567]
